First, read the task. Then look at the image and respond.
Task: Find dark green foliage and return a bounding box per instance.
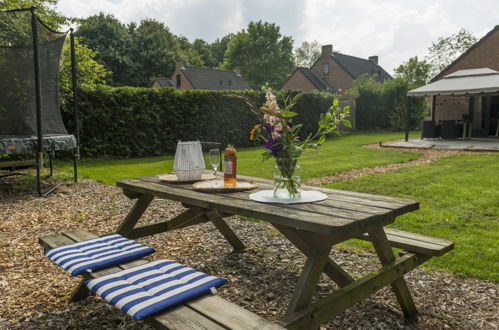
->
[394,56,432,86]
[61,87,335,157]
[352,75,427,130]
[76,14,207,87]
[223,21,294,89]
[192,38,217,68]
[210,34,233,67]
[131,20,179,86]
[76,13,134,86]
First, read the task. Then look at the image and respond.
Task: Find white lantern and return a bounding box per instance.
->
[173,141,205,181]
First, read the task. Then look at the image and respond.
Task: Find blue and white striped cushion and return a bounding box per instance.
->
[85,259,227,320]
[45,234,155,276]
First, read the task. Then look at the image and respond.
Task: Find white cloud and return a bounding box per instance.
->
[57,0,499,74]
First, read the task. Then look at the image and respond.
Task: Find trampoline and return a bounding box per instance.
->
[0,7,79,195]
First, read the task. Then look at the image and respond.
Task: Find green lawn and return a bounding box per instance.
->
[58,131,420,184]
[327,154,499,282]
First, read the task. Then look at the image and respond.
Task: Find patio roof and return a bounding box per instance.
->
[407,68,499,97]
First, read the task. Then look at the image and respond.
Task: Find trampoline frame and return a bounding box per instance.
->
[1,7,79,196]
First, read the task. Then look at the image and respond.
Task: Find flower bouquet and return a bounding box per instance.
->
[243,86,351,199]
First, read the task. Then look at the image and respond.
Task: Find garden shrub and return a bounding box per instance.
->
[61,87,335,157]
[352,75,427,130]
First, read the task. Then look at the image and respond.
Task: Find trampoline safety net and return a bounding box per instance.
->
[0,9,76,154]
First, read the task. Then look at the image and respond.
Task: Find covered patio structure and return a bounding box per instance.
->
[405,68,499,141]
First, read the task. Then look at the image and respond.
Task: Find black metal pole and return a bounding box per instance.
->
[405,97,410,142]
[49,151,53,177]
[31,6,43,196]
[70,29,79,183]
[431,95,436,123]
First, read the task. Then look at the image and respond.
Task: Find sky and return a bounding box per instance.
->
[57,0,499,74]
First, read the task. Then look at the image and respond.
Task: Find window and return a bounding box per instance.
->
[176,74,181,88]
[220,80,223,87]
[229,80,232,87]
[323,63,329,76]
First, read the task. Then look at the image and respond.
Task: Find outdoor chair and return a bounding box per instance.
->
[421,120,441,139]
[441,120,459,140]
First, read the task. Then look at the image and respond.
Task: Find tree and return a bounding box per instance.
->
[427,29,477,78]
[0,0,68,45]
[76,13,134,86]
[210,34,233,68]
[294,40,321,67]
[223,21,294,89]
[394,56,432,86]
[60,37,110,107]
[192,39,216,67]
[174,36,204,67]
[128,19,181,86]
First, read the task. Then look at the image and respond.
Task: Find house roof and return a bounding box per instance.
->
[407,68,499,96]
[153,78,176,88]
[180,66,250,90]
[330,53,392,82]
[296,67,331,90]
[432,25,499,82]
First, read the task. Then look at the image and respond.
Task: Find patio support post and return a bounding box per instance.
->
[431,95,436,123]
[405,97,410,141]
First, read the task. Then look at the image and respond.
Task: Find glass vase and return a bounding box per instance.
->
[273,158,301,199]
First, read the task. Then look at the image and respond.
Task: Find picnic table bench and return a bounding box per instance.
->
[39,174,453,329]
[39,228,284,330]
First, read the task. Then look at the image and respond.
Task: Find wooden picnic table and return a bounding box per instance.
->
[111,174,453,329]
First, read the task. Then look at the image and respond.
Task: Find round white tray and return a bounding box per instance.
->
[249,190,328,204]
[192,178,257,192]
[158,173,215,183]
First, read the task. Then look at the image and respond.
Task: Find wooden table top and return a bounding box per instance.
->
[117,174,419,240]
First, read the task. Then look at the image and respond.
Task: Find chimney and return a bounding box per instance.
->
[368,56,378,64]
[322,44,333,56]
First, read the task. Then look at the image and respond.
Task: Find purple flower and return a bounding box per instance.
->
[264,138,282,157]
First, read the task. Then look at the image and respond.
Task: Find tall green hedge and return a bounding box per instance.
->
[353,75,427,130]
[62,86,335,157]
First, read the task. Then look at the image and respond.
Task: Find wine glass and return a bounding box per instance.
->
[209,149,220,177]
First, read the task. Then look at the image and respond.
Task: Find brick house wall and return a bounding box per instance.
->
[151,81,162,89]
[431,27,499,123]
[281,70,320,91]
[170,64,194,90]
[310,47,357,125]
[435,27,499,79]
[310,48,354,95]
[433,96,469,121]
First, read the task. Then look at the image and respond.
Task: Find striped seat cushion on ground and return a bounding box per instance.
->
[44,234,155,276]
[85,259,227,320]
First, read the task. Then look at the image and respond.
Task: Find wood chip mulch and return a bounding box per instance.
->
[0,180,497,329]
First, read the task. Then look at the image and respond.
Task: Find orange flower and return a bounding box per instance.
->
[249,124,259,141]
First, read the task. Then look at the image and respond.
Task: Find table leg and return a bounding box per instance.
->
[116,194,154,237]
[277,229,334,317]
[123,207,209,239]
[274,224,354,287]
[69,278,91,302]
[205,210,245,251]
[368,227,418,318]
[285,245,333,318]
